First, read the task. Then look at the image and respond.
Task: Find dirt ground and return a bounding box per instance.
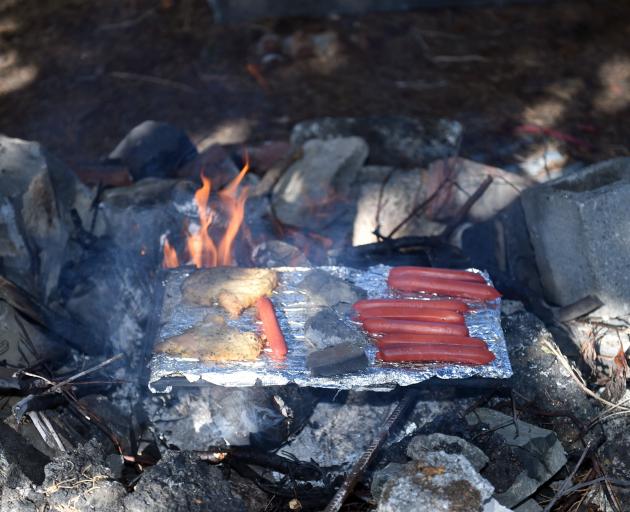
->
[0,0,628,170]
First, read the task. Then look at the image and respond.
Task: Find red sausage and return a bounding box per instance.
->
[376,334,487,349]
[356,307,465,324]
[387,275,501,301]
[353,299,470,314]
[389,266,486,284]
[377,345,495,365]
[256,297,287,359]
[361,318,469,337]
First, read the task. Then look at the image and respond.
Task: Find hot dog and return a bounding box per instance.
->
[389,266,486,284]
[353,298,470,314]
[360,318,469,337]
[256,296,287,359]
[375,334,487,349]
[387,275,501,301]
[356,307,465,324]
[376,344,495,365]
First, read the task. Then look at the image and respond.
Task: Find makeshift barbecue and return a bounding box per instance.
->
[148,264,512,391]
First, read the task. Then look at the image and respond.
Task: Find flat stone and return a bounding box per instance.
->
[372,451,495,512]
[407,433,489,472]
[271,137,368,229]
[251,240,310,267]
[304,307,366,350]
[423,157,531,224]
[306,342,368,377]
[352,166,444,245]
[466,408,567,508]
[513,499,543,512]
[484,499,514,512]
[297,269,366,308]
[521,157,630,317]
[283,391,395,467]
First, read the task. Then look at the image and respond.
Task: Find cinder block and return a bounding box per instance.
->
[521,158,630,317]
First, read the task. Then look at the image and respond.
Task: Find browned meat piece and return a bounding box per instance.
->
[155,316,263,362]
[181,267,278,317]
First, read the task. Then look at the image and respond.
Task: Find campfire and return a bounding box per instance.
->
[1,2,629,512]
[162,161,250,268]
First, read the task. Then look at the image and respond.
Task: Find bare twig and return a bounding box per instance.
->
[432,55,488,64]
[110,71,196,94]
[46,354,124,395]
[439,175,493,241]
[386,177,451,239]
[40,412,67,452]
[542,340,630,413]
[543,441,594,512]
[373,168,397,241]
[385,135,462,240]
[323,391,419,512]
[97,9,155,31]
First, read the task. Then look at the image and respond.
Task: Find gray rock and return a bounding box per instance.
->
[271,137,368,229]
[0,300,66,367]
[462,200,543,296]
[283,391,395,467]
[304,307,365,350]
[589,389,630,509]
[63,178,193,356]
[36,439,125,512]
[291,116,461,166]
[502,310,600,449]
[0,423,50,488]
[513,499,543,512]
[297,269,366,308]
[466,408,567,508]
[251,240,311,267]
[0,135,93,299]
[306,342,368,377]
[124,451,247,512]
[484,499,514,512]
[424,157,531,224]
[521,157,630,317]
[147,385,316,449]
[407,433,489,472]
[353,166,444,245]
[108,120,198,180]
[372,451,495,512]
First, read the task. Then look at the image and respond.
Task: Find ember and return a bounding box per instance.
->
[162,161,250,268]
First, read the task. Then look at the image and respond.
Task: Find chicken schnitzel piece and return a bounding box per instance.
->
[155,315,263,362]
[181,267,278,317]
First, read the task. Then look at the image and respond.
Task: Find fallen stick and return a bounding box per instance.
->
[323,390,419,512]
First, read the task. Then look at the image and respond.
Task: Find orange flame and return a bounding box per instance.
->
[162,162,249,268]
[163,238,179,267]
[217,160,249,266]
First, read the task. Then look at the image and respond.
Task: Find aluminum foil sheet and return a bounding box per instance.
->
[148,265,512,392]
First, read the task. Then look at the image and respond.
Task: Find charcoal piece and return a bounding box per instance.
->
[306,342,368,377]
[298,269,366,307]
[107,120,198,180]
[304,307,365,350]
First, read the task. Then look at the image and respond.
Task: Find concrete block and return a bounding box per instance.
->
[521,158,630,317]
